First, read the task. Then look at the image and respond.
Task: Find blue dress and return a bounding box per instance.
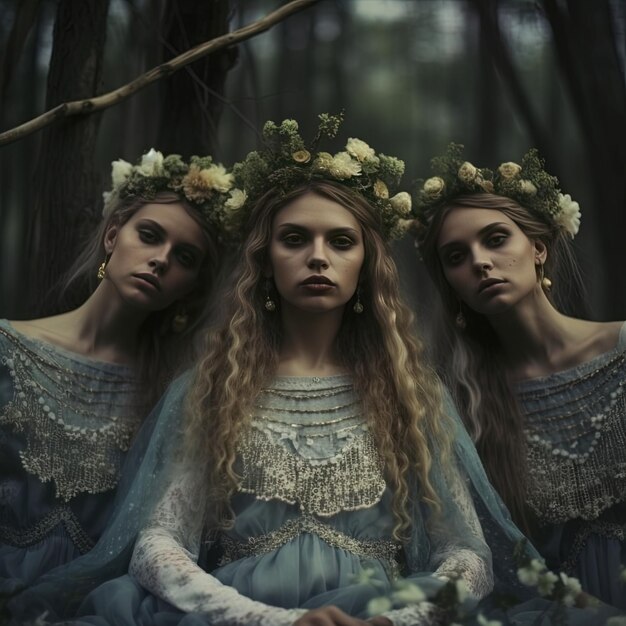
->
[10,373,563,626]
[516,322,626,608]
[0,319,142,593]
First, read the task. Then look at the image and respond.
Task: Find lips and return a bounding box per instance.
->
[300,275,336,286]
[133,273,161,291]
[478,278,505,294]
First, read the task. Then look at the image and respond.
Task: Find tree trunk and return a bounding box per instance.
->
[24,0,109,316]
[157,0,236,160]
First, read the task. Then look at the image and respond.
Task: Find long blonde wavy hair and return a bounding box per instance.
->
[419,193,582,535]
[183,180,452,541]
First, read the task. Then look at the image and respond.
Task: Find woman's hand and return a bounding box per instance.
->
[293,606,391,626]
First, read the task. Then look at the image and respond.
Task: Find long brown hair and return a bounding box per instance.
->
[183,180,452,541]
[61,191,220,408]
[420,193,582,534]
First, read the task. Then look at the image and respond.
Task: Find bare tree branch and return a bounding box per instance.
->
[0,0,321,146]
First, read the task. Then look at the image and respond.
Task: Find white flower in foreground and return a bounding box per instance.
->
[423,176,445,198]
[454,578,470,603]
[517,558,546,586]
[556,193,581,237]
[458,161,478,184]
[498,161,522,179]
[559,572,582,607]
[606,616,626,626]
[537,570,559,597]
[391,581,426,605]
[367,596,393,615]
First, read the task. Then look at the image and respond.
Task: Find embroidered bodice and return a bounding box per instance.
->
[516,325,626,525]
[130,376,493,626]
[0,319,143,554]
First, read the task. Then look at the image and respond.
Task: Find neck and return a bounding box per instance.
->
[276,304,346,377]
[66,282,150,363]
[485,288,574,376]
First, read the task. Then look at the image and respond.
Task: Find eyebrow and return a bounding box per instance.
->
[137,219,204,253]
[438,221,509,252]
[275,223,360,237]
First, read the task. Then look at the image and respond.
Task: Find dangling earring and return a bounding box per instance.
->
[538,262,552,292]
[264,278,276,312]
[353,287,364,314]
[455,303,466,329]
[97,259,107,280]
[171,309,189,333]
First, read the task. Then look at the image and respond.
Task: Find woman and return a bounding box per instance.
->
[9,117,545,626]
[0,149,232,592]
[413,143,626,608]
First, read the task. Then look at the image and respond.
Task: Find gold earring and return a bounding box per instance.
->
[171,311,189,333]
[353,287,364,314]
[264,279,276,312]
[538,262,552,291]
[455,304,466,329]
[97,260,107,280]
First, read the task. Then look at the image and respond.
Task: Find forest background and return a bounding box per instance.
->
[1,0,625,338]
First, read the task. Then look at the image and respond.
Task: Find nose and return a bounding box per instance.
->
[148,245,170,274]
[472,251,493,275]
[307,238,329,271]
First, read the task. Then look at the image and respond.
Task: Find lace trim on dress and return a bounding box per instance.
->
[519,352,626,523]
[0,327,142,501]
[217,515,402,579]
[237,426,386,516]
[0,505,95,554]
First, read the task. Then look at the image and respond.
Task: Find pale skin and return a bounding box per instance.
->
[437,206,623,382]
[267,192,392,626]
[11,202,209,366]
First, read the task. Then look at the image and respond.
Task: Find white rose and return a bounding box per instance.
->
[225,188,247,211]
[110,159,133,188]
[498,162,522,179]
[423,176,445,198]
[519,179,537,195]
[329,152,362,179]
[555,192,581,237]
[346,137,378,163]
[389,191,412,216]
[458,161,478,183]
[138,148,165,177]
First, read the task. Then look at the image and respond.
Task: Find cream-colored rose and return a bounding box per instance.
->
[182,163,233,201]
[346,137,377,163]
[328,152,362,179]
[555,193,581,237]
[292,150,311,164]
[111,159,133,188]
[313,152,333,172]
[519,179,537,195]
[498,161,521,179]
[138,148,165,177]
[389,191,412,216]
[423,176,445,198]
[225,188,247,211]
[199,164,234,193]
[373,179,389,199]
[458,161,477,184]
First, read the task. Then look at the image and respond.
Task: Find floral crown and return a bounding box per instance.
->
[222,113,413,241]
[102,148,241,233]
[412,143,581,244]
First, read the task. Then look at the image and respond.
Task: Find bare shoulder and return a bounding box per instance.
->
[9,314,75,345]
[570,318,624,357]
